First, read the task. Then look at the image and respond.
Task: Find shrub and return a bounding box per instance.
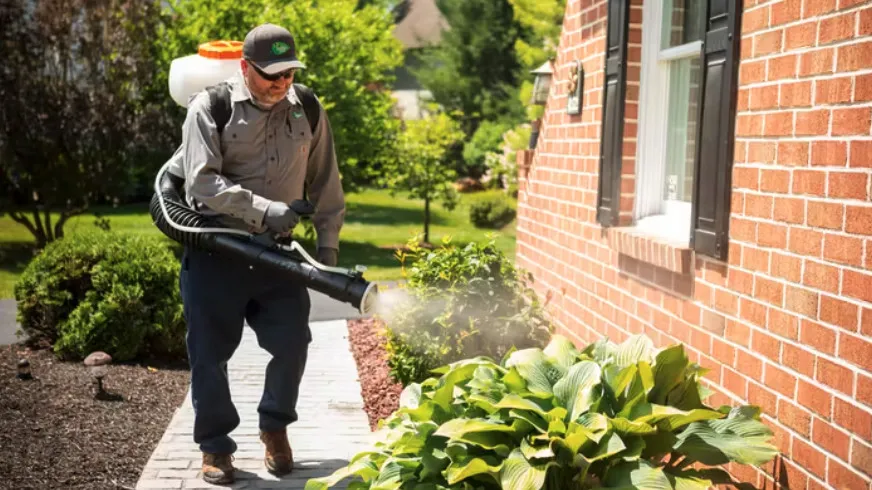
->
[469,194,516,229]
[384,237,551,385]
[306,334,779,490]
[15,231,186,362]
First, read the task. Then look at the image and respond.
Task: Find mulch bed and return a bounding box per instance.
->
[346,317,402,430]
[0,343,190,489]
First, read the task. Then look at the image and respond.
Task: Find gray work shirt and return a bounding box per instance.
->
[166,72,345,250]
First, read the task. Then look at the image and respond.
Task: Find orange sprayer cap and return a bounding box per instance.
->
[198,40,243,60]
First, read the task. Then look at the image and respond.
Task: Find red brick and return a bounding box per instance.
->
[808,201,845,230]
[803,260,840,294]
[800,319,837,354]
[786,21,816,49]
[738,114,765,136]
[781,80,812,108]
[862,6,872,36]
[858,73,872,102]
[783,342,815,377]
[746,193,774,219]
[843,269,872,303]
[732,217,757,243]
[835,398,872,442]
[833,107,872,136]
[723,367,747,398]
[770,54,799,80]
[838,41,872,72]
[765,112,793,136]
[767,362,798,398]
[795,109,830,136]
[748,381,779,415]
[800,48,834,76]
[812,417,852,461]
[774,197,806,224]
[774,0,803,24]
[779,399,812,437]
[726,319,753,348]
[771,253,802,283]
[761,169,790,193]
[715,288,739,315]
[753,329,783,362]
[742,60,766,84]
[816,77,852,105]
[828,456,869,490]
[755,30,783,57]
[751,85,780,110]
[789,227,824,256]
[820,294,859,331]
[798,378,832,418]
[794,170,827,197]
[863,307,872,336]
[846,206,872,235]
[819,11,856,44]
[816,356,854,396]
[786,286,819,319]
[859,373,872,408]
[839,333,872,372]
[756,276,785,307]
[804,0,836,17]
[810,140,847,166]
[734,167,760,190]
[824,233,864,267]
[778,140,809,166]
[748,142,777,164]
[850,141,872,168]
[769,308,800,339]
[728,268,755,296]
[829,171,869,200]
[758,222,789,249]
[852,439,872,478]
[792,436,828,479]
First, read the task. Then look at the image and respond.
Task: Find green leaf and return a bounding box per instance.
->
[399,383,422,409]
[605,364,638,397]
[588,432,627,462]
[614,335,656,368]
[303,455,380,490]
[543,334,579,371]
[610,417,657,436]
[649,345,689,405]
[435,419,517,438]
[495,393,549,416]
[673,408,779,466]
[598,460,672,490]
[499,448,551,490]
[577,412,610,442]
[505,349,557,396]
[509,409,549,434]
[630,404,724,432]
[666,473,713,490]
[521,438,555,461]
[503,367,528,394]
[553,360,602,421]
[445,456,502,485]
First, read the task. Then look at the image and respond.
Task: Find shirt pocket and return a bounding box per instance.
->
[284,111,312,164]
[222,121,261,171]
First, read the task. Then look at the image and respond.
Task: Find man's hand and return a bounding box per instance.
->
[318,247,338,267]
[264,202,300,234]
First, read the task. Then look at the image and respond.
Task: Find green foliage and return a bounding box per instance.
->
[306,334,779,490]
[155,0,404,189]
[413,0,527,135]
[380,110,466,243]
[384,237,550,385]
[463,121,513,180]
[508,0,565,69]
[469,195,516,229]
[14,232,185,362]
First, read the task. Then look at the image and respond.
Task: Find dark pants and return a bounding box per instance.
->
[179,246,311,455]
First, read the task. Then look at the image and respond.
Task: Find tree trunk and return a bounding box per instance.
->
[424,196,430,244]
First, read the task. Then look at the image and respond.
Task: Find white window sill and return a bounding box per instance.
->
[633,214,691,249]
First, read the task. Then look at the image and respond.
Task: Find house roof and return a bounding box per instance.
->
[393,0,448,49]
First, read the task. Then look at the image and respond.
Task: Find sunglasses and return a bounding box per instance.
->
[248,61,295,81]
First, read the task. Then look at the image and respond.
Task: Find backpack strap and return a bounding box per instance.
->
[293,83,321,134]
[206,82,233,134]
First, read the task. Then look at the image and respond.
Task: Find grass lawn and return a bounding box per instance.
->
[0,188,516,298]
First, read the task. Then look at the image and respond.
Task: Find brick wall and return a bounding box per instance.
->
[515,0,872,488]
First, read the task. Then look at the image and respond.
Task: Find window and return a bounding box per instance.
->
[634,0,705,244]
[596,0,741,261]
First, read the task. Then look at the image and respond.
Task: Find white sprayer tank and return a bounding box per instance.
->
[168,40,243,108]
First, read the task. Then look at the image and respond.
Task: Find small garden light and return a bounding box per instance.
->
[16,359,32,380]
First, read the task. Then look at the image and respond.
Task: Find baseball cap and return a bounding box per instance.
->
[242,23,306,74]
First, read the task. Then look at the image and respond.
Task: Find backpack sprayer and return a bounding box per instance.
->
[149,40,378,315]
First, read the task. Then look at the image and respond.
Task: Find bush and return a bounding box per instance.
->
[383,237,551,385]
[15,231,186,362]
[469,194,517,229]
[307,334,779,490]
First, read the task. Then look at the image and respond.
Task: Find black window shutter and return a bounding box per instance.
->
[596,0,631,227]
[690,0,742,260]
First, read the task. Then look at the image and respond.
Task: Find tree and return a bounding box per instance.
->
[381,110,464,244]
[155,0,404,190]
[412,0,526,137]
[0,0,170,247]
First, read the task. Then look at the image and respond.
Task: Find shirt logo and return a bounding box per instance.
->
[271,42,290,55]
[292,111,303,119]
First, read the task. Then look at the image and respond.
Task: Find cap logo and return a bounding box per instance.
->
[271,42,290,55]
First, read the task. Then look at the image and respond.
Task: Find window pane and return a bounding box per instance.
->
[663,56,701,204]
[662,0,704,49]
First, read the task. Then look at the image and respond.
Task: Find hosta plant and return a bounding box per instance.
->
[306,334,778,490]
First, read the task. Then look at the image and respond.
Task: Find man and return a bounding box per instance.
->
[171,23,345,484]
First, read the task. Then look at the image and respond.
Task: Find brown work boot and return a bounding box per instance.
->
[260,429,294,475]
[201,452,235,484]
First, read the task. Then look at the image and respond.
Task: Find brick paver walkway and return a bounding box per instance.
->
[135,319,375,489]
